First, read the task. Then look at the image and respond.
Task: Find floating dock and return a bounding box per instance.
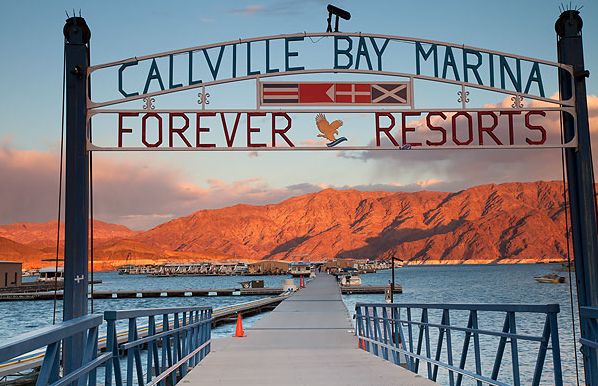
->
[181,273,432,385]
[0,285,399,301]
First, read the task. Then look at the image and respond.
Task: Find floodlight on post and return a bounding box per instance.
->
[326,4,351,32]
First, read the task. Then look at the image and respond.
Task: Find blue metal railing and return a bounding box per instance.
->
[355,303,563,386]
[104,306,212,386]
[0,315,111,386]
[579,306,598,385]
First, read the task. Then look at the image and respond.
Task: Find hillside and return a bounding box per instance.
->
[135,181,570,265]
[0,181,573,269]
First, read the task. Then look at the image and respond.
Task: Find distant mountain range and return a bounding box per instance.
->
[0,181,572,270]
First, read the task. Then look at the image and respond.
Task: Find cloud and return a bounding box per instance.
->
[228,2,307,16]
[300,138,328,146]
[0,146,320,230]
[338,95,598,192]
[0,143,443,230]
[229,5,266,15]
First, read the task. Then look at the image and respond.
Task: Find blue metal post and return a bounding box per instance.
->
[556,10,598,385]
[63,16,91,375]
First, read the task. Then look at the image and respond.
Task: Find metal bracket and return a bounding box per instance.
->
[574,69,590,79]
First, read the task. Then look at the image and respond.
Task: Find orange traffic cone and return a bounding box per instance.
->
[234,313,245,337]
[358,338,365,350]
[299,275,305,288]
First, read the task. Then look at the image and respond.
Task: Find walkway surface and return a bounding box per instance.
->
[182,273,435,385]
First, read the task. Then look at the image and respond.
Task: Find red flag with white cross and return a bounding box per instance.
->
[260,81,410,106]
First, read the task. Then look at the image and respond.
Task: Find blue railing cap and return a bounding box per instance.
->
[104,306,212,320]
[0,315,103,364]
[355,303,561,313]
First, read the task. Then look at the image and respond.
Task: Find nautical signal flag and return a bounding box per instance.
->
[260,82,410,106]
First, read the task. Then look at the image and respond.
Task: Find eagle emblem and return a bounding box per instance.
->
[315,113,348,147]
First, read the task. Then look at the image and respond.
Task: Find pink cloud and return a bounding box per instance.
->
[229,5,266,15]
[339,95,598,192]
[0,147,321,229]
[300,138,328,146]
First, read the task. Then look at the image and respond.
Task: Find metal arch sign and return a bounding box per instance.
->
[86,32,578,151]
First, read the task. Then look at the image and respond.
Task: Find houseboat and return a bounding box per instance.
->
[289,263,311,277]
[38,266,64,282]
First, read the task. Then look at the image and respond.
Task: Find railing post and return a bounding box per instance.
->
[363,306,372,352]
[406,307,414,370]
[105,319,122,386]
[422,308,432,379]
[392,306,401,365]
[206,309,212,355]
[507,312,520,386]
[492,313,510,381]
[83,326,99,386]
[147,315,156,384]
[548,312,563,386]
[381,307,389,361]
[444,310,455,386]
[372,307,381,357]
[37,342,61,385]
[456,311,474,386]
[432,310,447,382]
[126,318,135,386]
[471,310,482,386]
[355,306,363,339]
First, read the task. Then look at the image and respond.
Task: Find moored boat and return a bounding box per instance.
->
[37,266,64,282]
[289,263,312,277]
[339,273,362,286]
[534,273,566,284]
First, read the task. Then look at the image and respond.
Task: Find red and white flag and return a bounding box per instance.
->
[261,82,410,106]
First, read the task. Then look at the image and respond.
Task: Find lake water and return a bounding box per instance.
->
[1,264,582,385]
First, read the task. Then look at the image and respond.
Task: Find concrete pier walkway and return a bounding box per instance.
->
[182,273,435,385]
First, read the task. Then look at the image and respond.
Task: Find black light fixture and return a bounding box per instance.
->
[326,4,351,32]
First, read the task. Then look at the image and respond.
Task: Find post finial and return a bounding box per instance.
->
[555,10,583,38]
[63,16,91,44]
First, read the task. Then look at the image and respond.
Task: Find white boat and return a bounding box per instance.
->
[339,273,361,286]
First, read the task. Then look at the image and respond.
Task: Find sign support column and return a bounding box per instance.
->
[62,16,91,375]
[556,10,598,385]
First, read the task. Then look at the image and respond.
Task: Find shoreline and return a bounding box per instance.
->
[20,259,568,273]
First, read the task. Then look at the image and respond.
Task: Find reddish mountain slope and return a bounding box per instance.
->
[0,221,139,269]
[0,237,52,266]
[135,181,570,264]
[0,181,574,269]
[0,220,137,250]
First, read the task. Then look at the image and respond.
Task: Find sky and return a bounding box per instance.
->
[1,0,598,229]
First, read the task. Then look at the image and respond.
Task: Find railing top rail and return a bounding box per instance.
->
[104,306,212,321]
[0,315,103,363]
[355,302,560,313]
[580,306,598,319]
